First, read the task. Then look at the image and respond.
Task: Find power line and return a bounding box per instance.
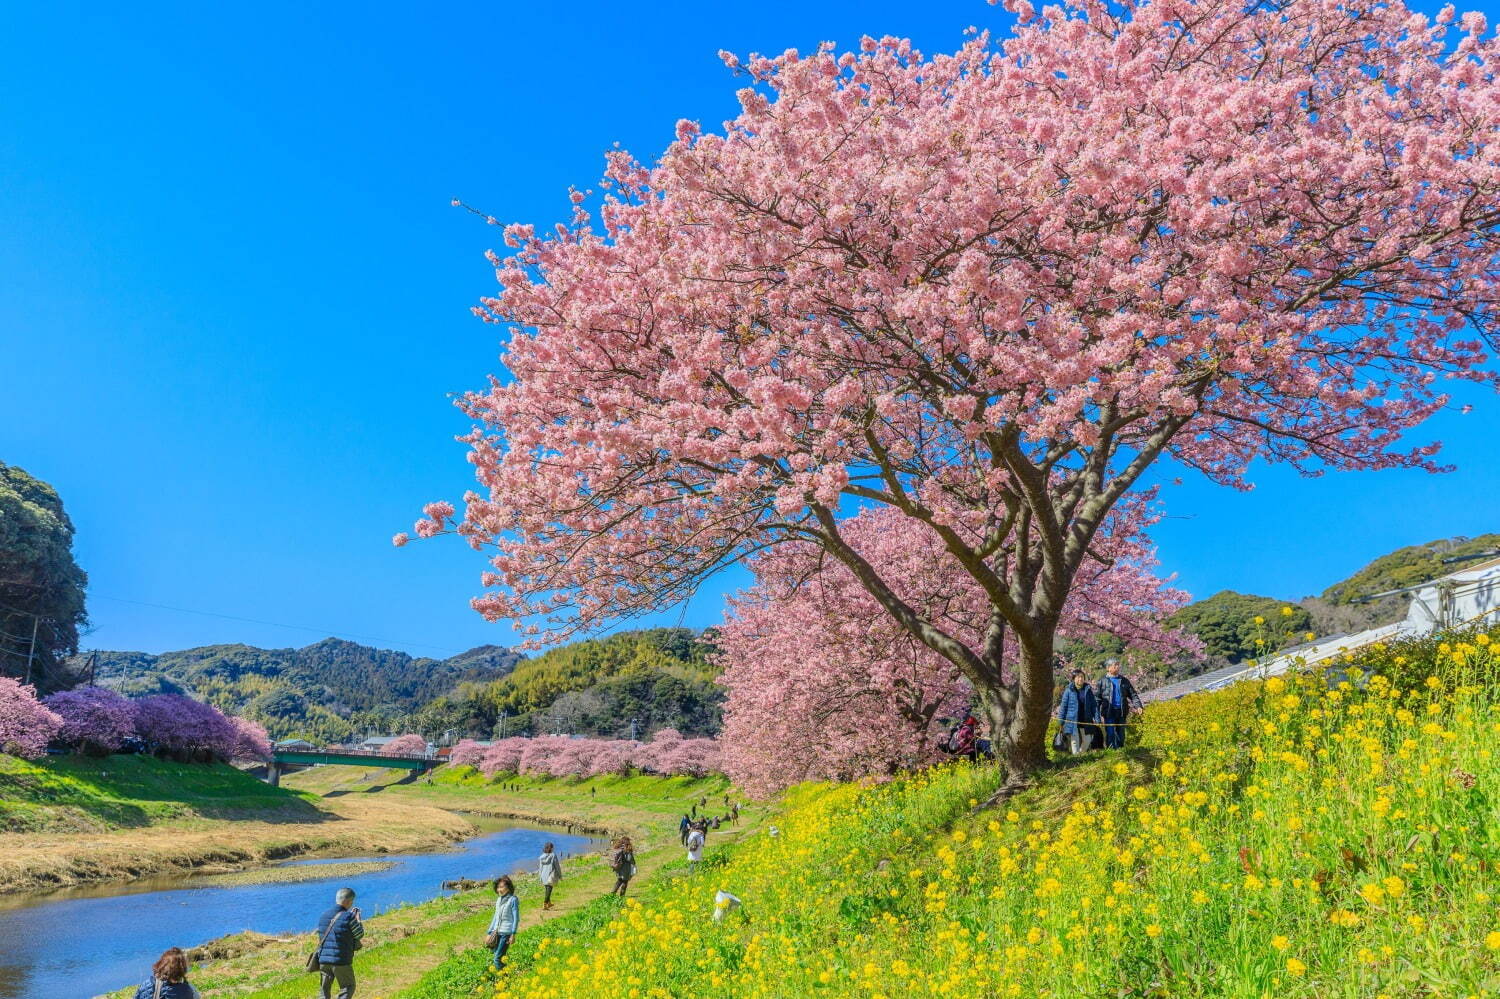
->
[89,594,466,655]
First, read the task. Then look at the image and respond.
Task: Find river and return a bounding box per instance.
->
[0,821,598,999]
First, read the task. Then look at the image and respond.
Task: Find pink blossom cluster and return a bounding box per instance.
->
[131,694,239,760]
[462,729,721,779]
[42,686,136,755]
[448,738,487,767]
[381,733,429,757]
[230,716,273,762]
[0,677,63,760]
[717,505,1196,796]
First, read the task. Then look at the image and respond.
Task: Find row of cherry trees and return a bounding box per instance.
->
[449,728,721,779]
[0,677,271,763]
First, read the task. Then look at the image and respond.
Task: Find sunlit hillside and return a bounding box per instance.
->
[410,627,1500,999]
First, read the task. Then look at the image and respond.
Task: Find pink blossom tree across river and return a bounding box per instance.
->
[409,0,1500,776]
[717,502,1195,794]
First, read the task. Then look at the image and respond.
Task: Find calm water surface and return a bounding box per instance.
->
[0,821,598,999]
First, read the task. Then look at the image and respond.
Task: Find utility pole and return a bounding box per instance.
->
[499,710,508,740]
[23,616,38,686]
[630,717,639,742]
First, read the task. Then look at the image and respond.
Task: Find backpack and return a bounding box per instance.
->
[948,720,976,754]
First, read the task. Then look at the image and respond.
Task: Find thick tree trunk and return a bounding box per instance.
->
[981,630,1056,776]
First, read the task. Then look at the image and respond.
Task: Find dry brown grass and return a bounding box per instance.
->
[0,793,472,893]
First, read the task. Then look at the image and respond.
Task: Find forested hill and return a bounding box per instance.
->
[73,639,523,743]
[1143,533,1499,673]
[1318,533,1500,604]
[413,628,723,740]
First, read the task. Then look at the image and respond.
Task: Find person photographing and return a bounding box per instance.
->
[313,887,364,999]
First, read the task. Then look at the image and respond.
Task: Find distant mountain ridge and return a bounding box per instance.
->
[70,638,524,743]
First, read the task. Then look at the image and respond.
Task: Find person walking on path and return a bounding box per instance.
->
[133,947,199,999]
[1055,669,1101,755]
[314,887,364,999]
[609,836,637,897]
[679,813,691,846]
[1094,659,1143,749]
[686,822,706,871]
[538,842,563,911]
[486,875,520,970]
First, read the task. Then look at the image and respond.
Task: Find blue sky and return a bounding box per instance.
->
[2,1,1497,658]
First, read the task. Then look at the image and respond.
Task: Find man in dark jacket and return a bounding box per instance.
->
[1094,659,1143,749]
[316,887,365,999]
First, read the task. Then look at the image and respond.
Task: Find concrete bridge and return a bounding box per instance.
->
[265,748,436,786]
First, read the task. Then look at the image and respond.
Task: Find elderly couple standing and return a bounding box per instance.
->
[1056,659,1144,753]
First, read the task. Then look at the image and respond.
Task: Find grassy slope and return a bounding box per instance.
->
[0,756,472,893]
[411,632,1500,999]
[0,753,317,833]
[163,768,755,999]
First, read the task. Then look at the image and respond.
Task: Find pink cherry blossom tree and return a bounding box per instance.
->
[413,0,1500,777]
[449,738,487,768]
[43,686,136,756]
[718,504,1193,794]
[131,694,238,762]
[583,739,636,777]
[0,677,63,760]
[229,716,273,763]
[479,736,529,775]
[656,737,722,779]
[519,735,574,775]
[381,733,429,757]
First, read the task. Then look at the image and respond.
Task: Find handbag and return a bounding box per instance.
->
[305,912,342,973]
[485,931,500,949]
[1052,729,1067,752]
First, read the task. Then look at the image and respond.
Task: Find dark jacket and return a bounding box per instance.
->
[1056,684,1100,735]
[316,905,364,966]
[1095,675,1143,714]
[133,980,198,999]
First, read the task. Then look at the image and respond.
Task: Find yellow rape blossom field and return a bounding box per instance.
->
[417,629,1500,998]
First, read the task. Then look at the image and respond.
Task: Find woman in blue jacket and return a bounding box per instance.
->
[133,947,199,999]
[487,875,520,970]
[1056,669,1101,755]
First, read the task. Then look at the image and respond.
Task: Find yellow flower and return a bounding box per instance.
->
[1254,615,1266,625]
[1487,931,1500,951]
[1286,958,1307,977]
[1145,924,1162,938]
[1281,606,1293,617]
[1329,909,1361,928]
[1271,935,1290,951]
